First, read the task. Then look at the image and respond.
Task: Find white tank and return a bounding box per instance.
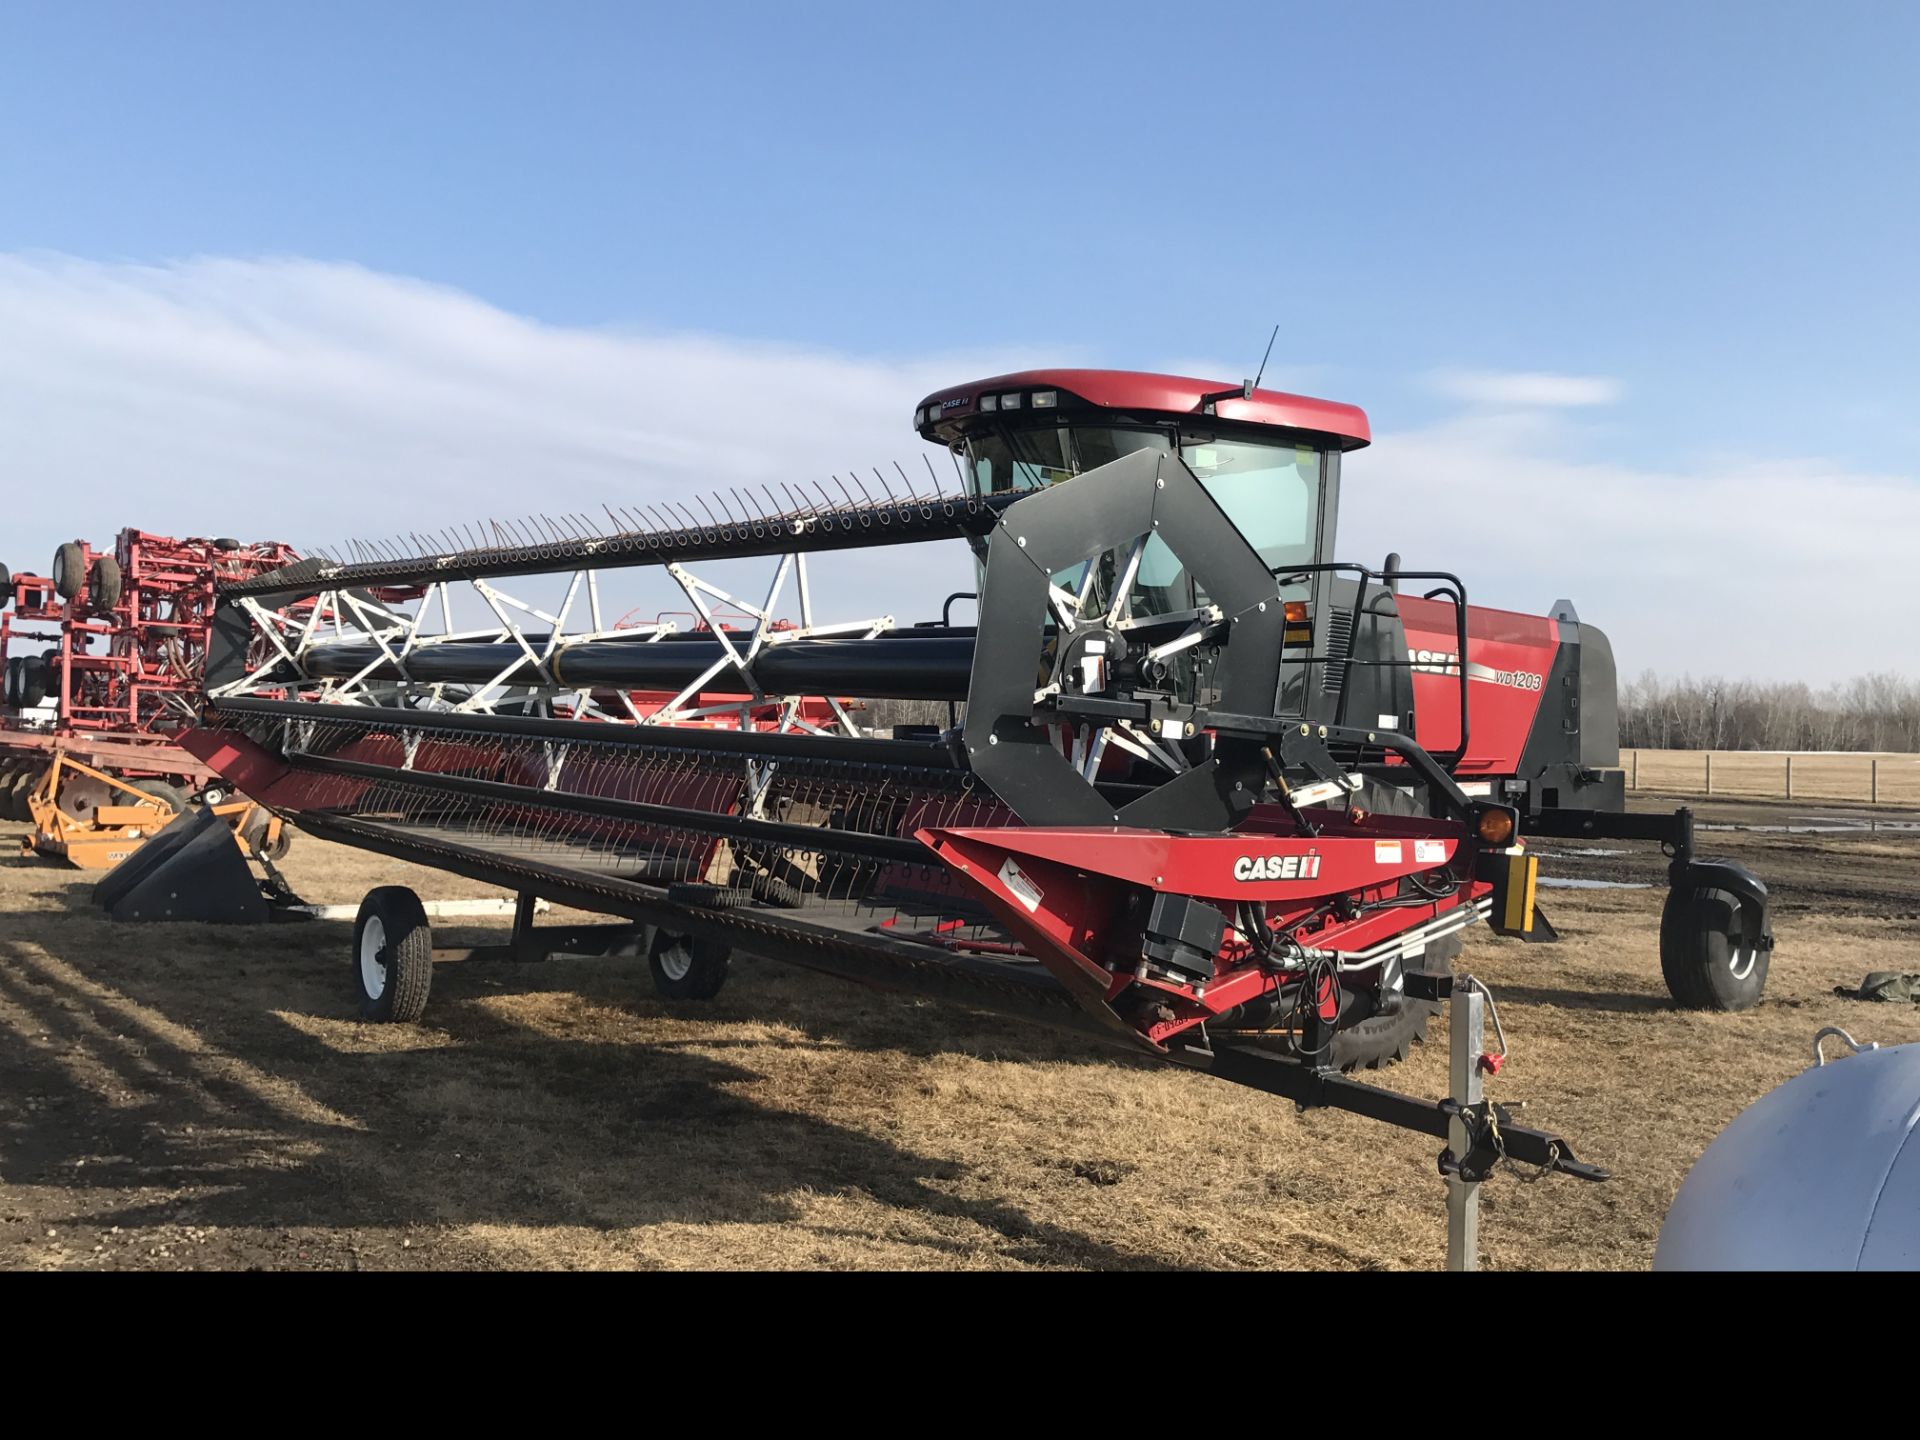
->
[1654,1038,1920,1270]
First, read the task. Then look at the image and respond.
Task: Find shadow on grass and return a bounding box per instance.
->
[0,903,1177,1269]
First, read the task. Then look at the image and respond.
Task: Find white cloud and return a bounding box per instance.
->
[1431,369,1623,409]
[0,253,1901,685]
[0,253,1032,625]
[1342,410,1917,681]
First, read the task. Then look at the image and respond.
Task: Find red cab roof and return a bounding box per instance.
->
[913,368,1371,451]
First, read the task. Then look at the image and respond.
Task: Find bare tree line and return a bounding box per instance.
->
[1621,672,1920,753]
[861,677,1920,754]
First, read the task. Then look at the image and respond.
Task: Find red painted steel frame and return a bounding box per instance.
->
[921,808,1491,1050]
[1,530,300,787]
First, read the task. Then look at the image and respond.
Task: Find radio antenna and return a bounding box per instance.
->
[1247,323,1280,397]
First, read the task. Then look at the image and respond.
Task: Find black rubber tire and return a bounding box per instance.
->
[1660,885,1769,1012]
[352,886,434,1023]
[1329,933,1462,1072]
[647,928,731,1000]
[748,874,806,908]
[237,806,271,852]
[212,537,241,552]
[3,657,17,708]
[0,769,25,822]
[12,768,44,822]
[198,784,229,807]
[666,880,748,910]
[90,555,123,611]
[130,779,189,814]
[16,657,47,709]
[0,563,11,606]
[234,806,292,860]
[52,543,84,601]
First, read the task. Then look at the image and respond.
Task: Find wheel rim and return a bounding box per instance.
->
[1727,943,1757,982]
[360,915,389,1000]
[657,940,693,982]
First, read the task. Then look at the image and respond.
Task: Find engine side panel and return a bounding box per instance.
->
[1394,596,1626,812]
[1397,596,1555,776]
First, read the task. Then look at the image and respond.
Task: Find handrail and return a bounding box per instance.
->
[1272,560,1472,770]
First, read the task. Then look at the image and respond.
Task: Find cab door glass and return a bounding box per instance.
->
[1182,440,1322,577]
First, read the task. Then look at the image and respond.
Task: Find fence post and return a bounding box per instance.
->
[1785,754,1793,800]
[1871,758,1879,805]
[1631,750,1639,791]
[1705,752,1713,796]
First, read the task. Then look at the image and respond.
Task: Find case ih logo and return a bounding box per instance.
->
[941,397,970,410]
[1234,852,1323,882]
[1411,650,1543,692]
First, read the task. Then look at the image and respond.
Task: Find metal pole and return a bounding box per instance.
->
[1446,984,1485,1272]
[510,890,539,961]
[1785,754,1793,800]
[1631,749,1639,791]
[1705,752,1713,796]
[1871,758,1879,805]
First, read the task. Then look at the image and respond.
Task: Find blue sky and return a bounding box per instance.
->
[1,3,1915,678]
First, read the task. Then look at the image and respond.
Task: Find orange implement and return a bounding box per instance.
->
[21,751,284,871]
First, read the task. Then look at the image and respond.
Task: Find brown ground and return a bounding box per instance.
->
[3,793,1917,1271]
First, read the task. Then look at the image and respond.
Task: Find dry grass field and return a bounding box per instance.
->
[3,792,1918,1271]
[1626,749,1920,805]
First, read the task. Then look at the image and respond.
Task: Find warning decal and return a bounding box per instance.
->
[998,857,1044,913]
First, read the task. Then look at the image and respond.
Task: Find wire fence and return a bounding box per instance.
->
[1623,749,1920,805]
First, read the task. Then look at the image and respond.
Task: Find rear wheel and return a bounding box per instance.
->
[1329,933,1462,1072]
[14,768,46,821]
[648,929,731,1000]
[1,768,28,821]
[129,779,188,814]
[1661,885,1768,1012]
[16,657,47,708]
[90,555,123,611]
[353,886,434,1023]
[52,543,84,601]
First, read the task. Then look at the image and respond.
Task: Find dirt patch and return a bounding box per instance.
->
[3,799,1917,1270]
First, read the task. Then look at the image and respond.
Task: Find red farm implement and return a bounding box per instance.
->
[171,368,1779,1255]
[0,529,300,838]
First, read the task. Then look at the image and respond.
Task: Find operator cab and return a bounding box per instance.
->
[913,370,1403,731]
[914,369,1369,613]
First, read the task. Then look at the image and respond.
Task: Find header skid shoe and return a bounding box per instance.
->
[94,805,272,924]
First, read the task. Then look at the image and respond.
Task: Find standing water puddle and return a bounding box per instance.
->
[1538,877,1651,891]
[1698,817,1920,835]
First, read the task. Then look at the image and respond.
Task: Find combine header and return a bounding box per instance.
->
[178,369,1777,1223]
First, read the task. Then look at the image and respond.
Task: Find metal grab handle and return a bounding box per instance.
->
[1812,1026,1880,1067]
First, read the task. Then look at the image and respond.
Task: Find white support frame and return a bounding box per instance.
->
[222,550,895,739]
